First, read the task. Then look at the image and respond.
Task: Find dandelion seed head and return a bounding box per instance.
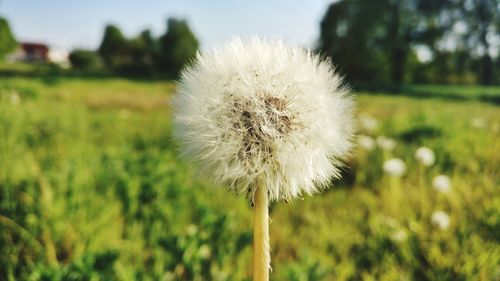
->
[415,146,435,167]
[377,136,396,151]
[173,37,354,202]
[358,135,375,151]
[432,175,451,193]
[10,93,21,105]
[391,230,408,242]
[383,158,406,177]
[359,114,379,132]
[431,211,450,230]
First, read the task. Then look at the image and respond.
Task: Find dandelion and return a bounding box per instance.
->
[359,114,379,132]
[415,147,435,167]
[186,224,198,236]
[173,37,354,280]
[10,93,21,105]
[471,117,486,128]
[377,136,396,151]
[431,211,450,230]
[358,135,375,151]
[198,244,211,259]
[383,158,406,177]
[432,175,451,193]
[391,229,408,243]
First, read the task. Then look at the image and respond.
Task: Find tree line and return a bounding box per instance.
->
[70,18,199,78]
[317,0,500,87]
[1,0,499,85]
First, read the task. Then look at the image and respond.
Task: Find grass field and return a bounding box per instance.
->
[0,76,499,281]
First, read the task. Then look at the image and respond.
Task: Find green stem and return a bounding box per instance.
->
[253,185,270,281]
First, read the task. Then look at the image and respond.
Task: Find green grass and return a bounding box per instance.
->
[0,76,499,281]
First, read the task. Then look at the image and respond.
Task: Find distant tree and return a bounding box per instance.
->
[0,17,17,59]
[69,49,103,70]
[98,24,130,68]
[318,0,451,87]
[126,29,157,75]
[458,0,499,85]
[158,18,199,77]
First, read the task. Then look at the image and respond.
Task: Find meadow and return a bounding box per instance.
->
[0,75,499,281]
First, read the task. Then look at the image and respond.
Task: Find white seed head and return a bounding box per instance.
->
[391,230,408,243]
[358,135,375,151]
[173,37,354,202]
[377,136,396,151]
[10,93,21,105]
[471,117,486,128]
[415,147,435,167]
[383,158,406,177]
[198,244,211,259]
[432,175,451,193]
[431,211,450,230]
[359,114,379,132]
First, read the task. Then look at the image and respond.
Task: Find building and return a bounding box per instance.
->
[7,42,69,67]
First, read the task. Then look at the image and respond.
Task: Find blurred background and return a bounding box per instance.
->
[0,0,499,280]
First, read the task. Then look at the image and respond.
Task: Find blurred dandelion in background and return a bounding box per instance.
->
[432,175,452,193]
[357,135,376,151]
[377,136,397,151]
[383,158,406,177]
[359,114,379,132]
[391,230,408,243]
[431,211,450,230]
[10,93,20,105]
[415,147,435,167]
[471,117,486,128]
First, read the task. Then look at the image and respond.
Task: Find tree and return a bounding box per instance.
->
[158,18,199,77]
[0,17,17,59]
[458,0,499,85]
[126,29,157,75]
[318,0,451,87]
[69,49,102,70]
[98,24,130,68]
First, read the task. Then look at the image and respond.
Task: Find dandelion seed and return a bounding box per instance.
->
[358,135,375,151]
[383,158,406,177]
[415,147,435,167]
[432,175,451,193]
[431,211,450,230]
[377,136,396,151]
[172,37,354,280]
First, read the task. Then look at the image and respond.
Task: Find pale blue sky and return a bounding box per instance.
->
[1,0,334,50]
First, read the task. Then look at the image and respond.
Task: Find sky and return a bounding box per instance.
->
[1,0,334,51]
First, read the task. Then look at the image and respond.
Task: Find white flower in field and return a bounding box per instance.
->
[358,135,375,151]
[391,229,408,242]
[383,158,406,177]
[10,93,21,105]
[173,37,354,202]
[432,175,451,193]
[415,147,435,166]
[431,211,450,230]
[186,224,198,236]
[377,136,396,151]
[359,114,379,132]
[198,244,211,259]
[471,117,485,128]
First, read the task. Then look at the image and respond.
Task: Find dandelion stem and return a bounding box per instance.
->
[253,184,270,281]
